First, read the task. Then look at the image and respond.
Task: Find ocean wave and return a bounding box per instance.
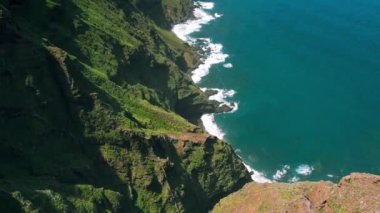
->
[295,164,314,176]
[173,1,232,139]
[172,2,218,43]
[289,176,300,183]
[223,63,233,68]
[273,165,290,181]
[243,163,272,183]
[201,114,225,139]
[192,42,229,83]
[201,88,238,112]
[171,2,227,83]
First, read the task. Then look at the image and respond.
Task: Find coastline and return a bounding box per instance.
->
[172,1,236,140]
[172,1,272,183]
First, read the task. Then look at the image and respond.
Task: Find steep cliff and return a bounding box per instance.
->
[213,173,380,213]
[136,0,194,28]
[0,0,251,212]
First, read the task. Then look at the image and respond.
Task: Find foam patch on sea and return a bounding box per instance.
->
[201,88,238,113]
[273,165,291,181]
[289,176,300,183]
[223,63,233,68]
[172,2,217,43]
[269,164,315,182]
[192,41,229,83]
[244,163,272,183]
[296,164,314,176]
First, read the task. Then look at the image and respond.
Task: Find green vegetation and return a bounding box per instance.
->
[0,0,250,212]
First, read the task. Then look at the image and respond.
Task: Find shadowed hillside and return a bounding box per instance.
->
[0,0,250,212]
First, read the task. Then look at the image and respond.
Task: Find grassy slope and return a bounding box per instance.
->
[0,0,250,212]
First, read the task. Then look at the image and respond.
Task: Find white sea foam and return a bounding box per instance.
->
[208,89,230,102]
[201,114,225,139]
[197,1,215,10]
[289,176,300,183]
[173,2,232,139]
[202,88,238,112]
[172,9,214,41]
[172,2,218,43]
[243,163,272,183]
[273,165,290,181]
[295,164,314,176]
[192,42,229,83]
[172,2,227,83]
[223,63,233,68]
[214,13,222,18]
[173,2,273,183]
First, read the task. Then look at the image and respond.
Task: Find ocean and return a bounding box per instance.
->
[173,0,380,182]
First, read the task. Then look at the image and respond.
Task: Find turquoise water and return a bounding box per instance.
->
[195,0,380,182]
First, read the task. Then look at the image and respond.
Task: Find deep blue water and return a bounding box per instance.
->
[196,0,380,182]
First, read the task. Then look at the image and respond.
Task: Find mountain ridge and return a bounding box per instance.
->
[0,0,250,212]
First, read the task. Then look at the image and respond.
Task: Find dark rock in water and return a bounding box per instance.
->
[216,103,234,113]
[205,89,219,97]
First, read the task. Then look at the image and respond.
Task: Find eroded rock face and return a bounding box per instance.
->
[213,173,380,213]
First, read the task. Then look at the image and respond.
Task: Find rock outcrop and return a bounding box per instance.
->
[213,173,380,213]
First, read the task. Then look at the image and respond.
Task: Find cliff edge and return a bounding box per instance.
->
[0,0,250,212]
[213,173,380,213]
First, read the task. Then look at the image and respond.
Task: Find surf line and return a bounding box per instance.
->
[172,1,236,140]
[172,1,272,183]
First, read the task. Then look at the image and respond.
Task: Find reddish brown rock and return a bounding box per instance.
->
[213,173,380,213]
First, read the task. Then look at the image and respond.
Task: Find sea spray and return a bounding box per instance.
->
[295,164,314,176]
[201,114,225,139]
[273,165,291,181]
[244,163,272,183]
